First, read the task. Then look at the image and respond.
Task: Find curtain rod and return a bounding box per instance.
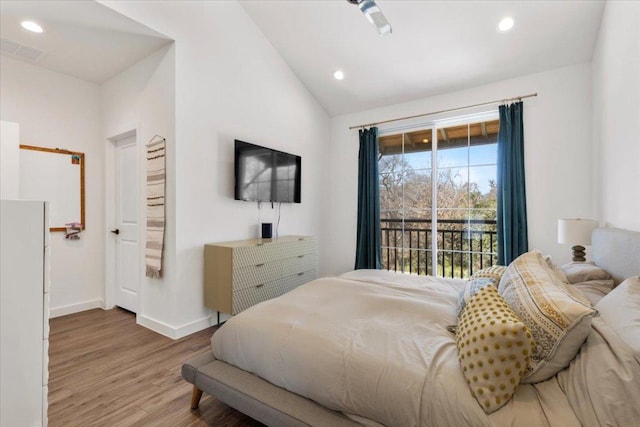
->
[348,92,537,130]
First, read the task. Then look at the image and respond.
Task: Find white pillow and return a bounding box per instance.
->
[561,262,611,284]
[595,276,640,356]
[571,279,615,306]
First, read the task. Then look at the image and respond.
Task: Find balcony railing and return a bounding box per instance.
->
[381,218,497,279]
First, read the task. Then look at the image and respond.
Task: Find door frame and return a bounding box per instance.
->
[105,126,143,311]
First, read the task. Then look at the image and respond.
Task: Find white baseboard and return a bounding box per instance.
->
[136,313,215,340]
[49,302,215,339]
[49,299,105,318]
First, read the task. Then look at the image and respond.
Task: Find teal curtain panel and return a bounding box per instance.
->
[355,127,382,270]
[497,102,528,265]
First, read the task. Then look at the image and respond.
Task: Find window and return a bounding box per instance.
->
[379,115,499,278]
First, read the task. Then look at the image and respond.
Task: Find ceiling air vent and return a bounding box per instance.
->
[0,37,44,62]
[0,37,21,55]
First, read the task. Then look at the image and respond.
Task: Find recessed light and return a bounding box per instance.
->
[21,21,44,33]
[333,70,344,80]
[422,138,429,143]
[497,17,514,33]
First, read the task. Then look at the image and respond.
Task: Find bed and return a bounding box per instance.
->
[182,227,640,426]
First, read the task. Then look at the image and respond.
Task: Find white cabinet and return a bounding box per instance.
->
[204,236,317,316]
[1,200,49,426]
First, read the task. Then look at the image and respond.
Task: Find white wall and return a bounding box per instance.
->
[0,121,20,199]
[0,57,105,316]
[2,1,625,338]
[100,1,330,337]
[592,1,640,231]
[326,63,593,275]
[101,44,177,335]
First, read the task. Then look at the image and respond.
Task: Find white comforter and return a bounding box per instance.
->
[211,270,638,426]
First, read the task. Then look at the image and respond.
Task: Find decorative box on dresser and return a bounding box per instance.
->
[0,200,50,427]
[204,235,316,318]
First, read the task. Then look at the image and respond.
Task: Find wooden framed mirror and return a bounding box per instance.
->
[19,145,85,232]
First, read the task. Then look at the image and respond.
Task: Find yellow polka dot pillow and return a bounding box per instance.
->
[455,284,534,414]
[470,265,507,283]
[499,251,597,383]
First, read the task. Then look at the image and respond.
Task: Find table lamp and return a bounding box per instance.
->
[557,219,598,262]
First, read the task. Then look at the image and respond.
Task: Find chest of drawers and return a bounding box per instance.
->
[204,235,317,316]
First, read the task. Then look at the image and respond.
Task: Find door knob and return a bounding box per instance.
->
[111,229,120,235]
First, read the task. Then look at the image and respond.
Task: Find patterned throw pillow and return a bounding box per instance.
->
[455,285,534,414]
[543,253,570,284]
[470,265,507,283]
[500,251,597,383]
[456,277,496,317]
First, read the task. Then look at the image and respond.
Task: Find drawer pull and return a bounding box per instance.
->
[297,272,304,276]
[256,243,264,246]
[256,284,264,288]
[297,255,304,258]
[256,263,265,267]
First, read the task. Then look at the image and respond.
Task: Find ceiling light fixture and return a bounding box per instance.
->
[347,0,392,36]
[497,17,514,33]
[333,70,345,80]
[422,138,429,143]
[21,21,44,33]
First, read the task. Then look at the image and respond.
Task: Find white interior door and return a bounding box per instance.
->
[114,134,139,312]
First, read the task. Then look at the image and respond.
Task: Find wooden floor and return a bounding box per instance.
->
[48,308,265,426]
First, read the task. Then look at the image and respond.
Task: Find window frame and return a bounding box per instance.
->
[378,110,499,277]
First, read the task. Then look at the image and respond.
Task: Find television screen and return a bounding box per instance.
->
[234,140,301,203]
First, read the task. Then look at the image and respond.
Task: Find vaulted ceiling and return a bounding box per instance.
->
[1,1,605,116]
[240,0,605,115]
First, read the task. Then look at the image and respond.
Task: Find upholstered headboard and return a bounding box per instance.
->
[592,227,640,285]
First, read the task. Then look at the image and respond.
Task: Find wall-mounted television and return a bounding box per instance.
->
[234,140,301,203]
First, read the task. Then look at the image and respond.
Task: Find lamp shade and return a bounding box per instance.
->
[557,219,598,246]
